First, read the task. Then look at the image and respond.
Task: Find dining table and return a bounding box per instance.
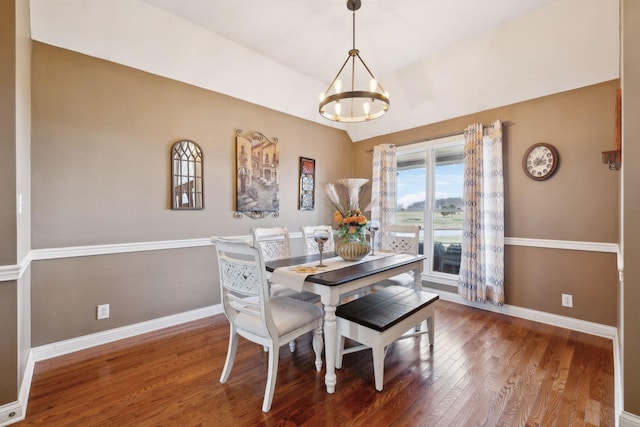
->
[264,251,426,394]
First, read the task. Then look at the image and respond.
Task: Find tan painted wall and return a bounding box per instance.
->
[622,0,640,417]
[31,44,353,248]
[0,0,18,406]
[0,283,17,405]
[354,81,620,325]
[0,0,17,265]
[30,43,355,345]
[31,248,217,345]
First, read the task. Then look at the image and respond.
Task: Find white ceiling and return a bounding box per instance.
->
[29,0,619,142]
[137,0,558,84]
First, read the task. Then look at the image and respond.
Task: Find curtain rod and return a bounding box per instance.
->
[365,121,513,153]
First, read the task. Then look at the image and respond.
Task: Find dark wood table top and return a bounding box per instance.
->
[264,252,426,287]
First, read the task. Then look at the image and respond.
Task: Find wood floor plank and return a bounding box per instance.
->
[16,301,615,427]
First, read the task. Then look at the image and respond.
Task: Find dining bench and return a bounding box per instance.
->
[335,285,439,391]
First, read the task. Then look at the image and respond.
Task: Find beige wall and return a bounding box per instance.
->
[0,284,17,405]
[0,0,18,406]
[31,248,217,345]
[31,44,353,248]
[622,0,640,417]
[30,43,355,345]
[0,0,17,265]
[354,81,620,325]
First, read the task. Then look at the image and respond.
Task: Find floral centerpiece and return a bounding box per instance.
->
[325,178,374,261]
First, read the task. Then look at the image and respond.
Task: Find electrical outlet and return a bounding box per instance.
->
[97,304,110,319]
[561,294,573,308]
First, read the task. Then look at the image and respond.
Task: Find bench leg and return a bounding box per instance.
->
[372,344,386,391]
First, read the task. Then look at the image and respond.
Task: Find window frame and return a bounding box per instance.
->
[396,134,464,288]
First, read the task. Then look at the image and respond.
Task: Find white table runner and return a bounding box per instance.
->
[270,251,397,292]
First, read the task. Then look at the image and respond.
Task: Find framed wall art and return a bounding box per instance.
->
[299,157,315,211]
[234,129,279,219]
[171,139,204,210]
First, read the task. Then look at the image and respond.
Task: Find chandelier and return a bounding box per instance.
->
[318,0,390,123]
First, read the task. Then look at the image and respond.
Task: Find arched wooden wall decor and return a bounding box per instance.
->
[171,139,204,210]
[234,129,280,219]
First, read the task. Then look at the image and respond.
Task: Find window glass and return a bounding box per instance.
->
[396,136,464,280]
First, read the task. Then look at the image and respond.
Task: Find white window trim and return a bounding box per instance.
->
[396,134,465,287]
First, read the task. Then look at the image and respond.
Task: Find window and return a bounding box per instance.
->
[396,134,464,284]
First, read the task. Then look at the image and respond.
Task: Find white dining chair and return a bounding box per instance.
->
[251,227,321,352]
[300,225,335,255]
[251,227,320,302]
[372,225,422,290]
[212,237,323,413]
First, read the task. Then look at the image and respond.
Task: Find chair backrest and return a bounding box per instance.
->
[380,225,421,254]
[300,225,335,255]
[251,227,291,261]
[211,237,276,341]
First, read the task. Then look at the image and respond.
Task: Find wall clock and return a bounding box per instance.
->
[522,143,559,181]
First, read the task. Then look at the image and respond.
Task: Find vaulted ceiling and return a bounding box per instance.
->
[29,0,619,142]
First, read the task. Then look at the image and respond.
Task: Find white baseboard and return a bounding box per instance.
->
[0,351,34,427]
[422,287,617,339]
[32,304,223,362]
[621,411,640,427]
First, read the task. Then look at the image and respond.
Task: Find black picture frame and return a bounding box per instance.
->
[299,157,315,210]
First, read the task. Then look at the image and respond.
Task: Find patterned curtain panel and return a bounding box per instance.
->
[458,120,505,305]
[371,144,397,250]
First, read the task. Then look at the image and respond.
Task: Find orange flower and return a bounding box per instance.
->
[356,215,367,225]
[334,211,343,224]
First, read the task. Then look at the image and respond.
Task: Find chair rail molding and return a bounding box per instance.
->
[0,235,622,283]
[505,236,619,254]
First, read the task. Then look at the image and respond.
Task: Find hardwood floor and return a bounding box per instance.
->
[16,300,614,426]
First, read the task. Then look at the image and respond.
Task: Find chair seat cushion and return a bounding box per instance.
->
[236,296,323,337]
[270,284,320,302]
[373,272,415,289]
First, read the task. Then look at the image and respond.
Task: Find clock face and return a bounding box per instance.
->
[523,143,558,180]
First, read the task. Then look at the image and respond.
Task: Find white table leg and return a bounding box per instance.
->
[323,303,337,393]
[412,263,423,291]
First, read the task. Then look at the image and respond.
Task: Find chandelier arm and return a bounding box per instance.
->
[354,52,386,93]
[322,54,352,94]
